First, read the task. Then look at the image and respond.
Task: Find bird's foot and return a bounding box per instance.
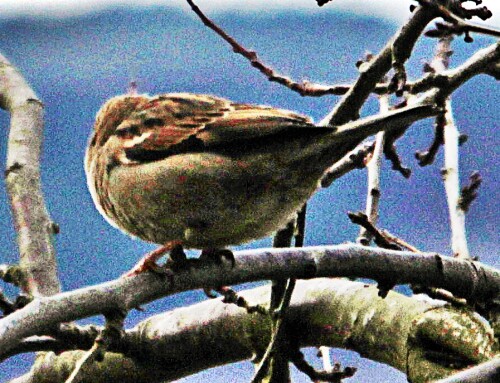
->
[199,248,235,267]
[199,248,235,298]
[123,240,183,277]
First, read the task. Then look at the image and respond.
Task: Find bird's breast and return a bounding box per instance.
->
[102,151,321,247]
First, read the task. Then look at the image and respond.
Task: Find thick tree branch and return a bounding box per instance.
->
[12,279,494,383]
[434,357,500,383]
[0,244,498,360]
[0,52,60,297]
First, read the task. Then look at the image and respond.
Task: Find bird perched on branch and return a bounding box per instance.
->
[85,92,436,274]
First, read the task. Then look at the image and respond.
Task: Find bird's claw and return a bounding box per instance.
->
[123,241,183,277]
[199,248,235,267]
[198,249,235,298]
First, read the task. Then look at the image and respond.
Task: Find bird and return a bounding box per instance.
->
[84,92,436,275]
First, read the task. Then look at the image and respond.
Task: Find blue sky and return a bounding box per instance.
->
[0,0,499,26]
[0,1,498,382]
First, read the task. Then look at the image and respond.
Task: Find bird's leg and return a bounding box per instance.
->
[199,248,235,267]
[123,240,183,277]
[167,243,190,269]
[199,248,235,298]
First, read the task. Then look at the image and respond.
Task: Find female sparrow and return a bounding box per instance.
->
[85,93,436,274]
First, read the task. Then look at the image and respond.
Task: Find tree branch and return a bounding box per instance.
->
[458,171,482,213]
[0,244,498,360]
[420,0,499,41]
[320,5,437,126]
[324,103,440,141]
[442,102,472,259]
[423,34,473,260]
[0,52,60,297]
[185,0,351,97]
[356,95,388,245]
[434,357,500,383]
[11,279,494,383]
[431,42,499,102]
[320,141,374,188]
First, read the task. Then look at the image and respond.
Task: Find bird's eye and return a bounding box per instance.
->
[115,125,140,138]
[143,118,164,127]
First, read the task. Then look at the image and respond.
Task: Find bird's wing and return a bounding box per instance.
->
[200,101,316,143]
[117,93,324,161]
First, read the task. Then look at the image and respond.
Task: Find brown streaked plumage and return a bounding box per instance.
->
[85,93,435,274]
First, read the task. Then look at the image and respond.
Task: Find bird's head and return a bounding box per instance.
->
[89,95,149,150]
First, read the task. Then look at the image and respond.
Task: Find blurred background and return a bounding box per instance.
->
[0,1,498,381]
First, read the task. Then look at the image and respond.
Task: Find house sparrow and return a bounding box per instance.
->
[85,93,436,274]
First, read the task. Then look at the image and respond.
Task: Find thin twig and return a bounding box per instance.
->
[348,212,401,251]
[290,348,356,382]
[419,0,499,41]
[412,285,467,307]
[441,101,471,259]
[430,35,472,260]
[458,171,482,213]
[415,111,445,166]
[416,32,452,167]
[251,219,294,382]
[321,142,374,188]
[357,95,389,245]
[381,231,421,253]
[186,0,348,97]
[252,204,307,382]
[65,310,126,383]
[431,42,500,102]
[184,0,444,102]
[251,278,296,383]
[384,129,413,178]
[349,211,469,305]
[215,286,268,316]
[320,5,437,126]
[412,43,498,166]
[64,342,101,383]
